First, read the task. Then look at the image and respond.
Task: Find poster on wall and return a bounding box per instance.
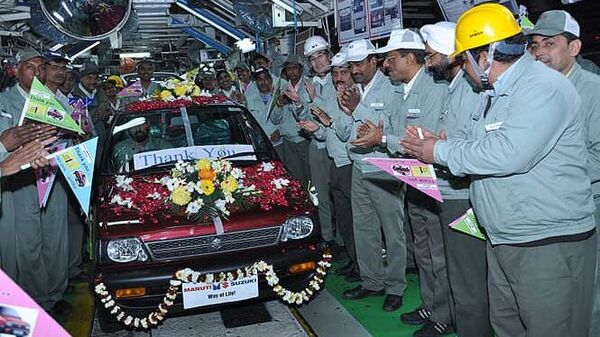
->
[436,0,519,23]
[337,0,402,45]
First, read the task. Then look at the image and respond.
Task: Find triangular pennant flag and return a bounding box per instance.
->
[0,268,71,337]
[364,158,443,202]
[117,80,143,97]
[56,137,98,216]
[35,142,66,208]
[70,99,95,135]
[448,208,486,240]
[20,77,83,134]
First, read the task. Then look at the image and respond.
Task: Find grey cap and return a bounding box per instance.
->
[528,10,580,37]
[283,55,303,67]
[15,48,43,64]
[80,62,99,76]
[136,59,154,69]
[253,67,271,77]
[233,61,250,70]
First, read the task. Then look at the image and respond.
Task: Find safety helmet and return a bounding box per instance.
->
[452,3,521,57]
[107,75,125,89]
[303,36,329,57]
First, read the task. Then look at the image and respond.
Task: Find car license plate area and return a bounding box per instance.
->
[182,274,259,309]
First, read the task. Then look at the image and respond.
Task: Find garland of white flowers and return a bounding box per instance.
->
[94,253,332,329]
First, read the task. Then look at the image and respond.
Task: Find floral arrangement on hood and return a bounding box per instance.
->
[106,160,311,222]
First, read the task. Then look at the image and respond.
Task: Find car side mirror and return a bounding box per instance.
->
[112,117,146,135]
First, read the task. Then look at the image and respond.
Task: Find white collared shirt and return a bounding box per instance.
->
[403,67,424,100]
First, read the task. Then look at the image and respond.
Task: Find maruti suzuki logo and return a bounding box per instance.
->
[211,238,222,250]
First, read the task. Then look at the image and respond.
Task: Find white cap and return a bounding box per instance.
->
[345,39,377,63]
[304,36,329,57]
[331,46,349,68]
[420,22,457,56]
[376,29,425,54]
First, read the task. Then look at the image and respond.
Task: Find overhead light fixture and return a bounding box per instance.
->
[119,52,151,59]
[52,11,65,23]
[235,38,256,53]
[68,41,101,60]
[61,1,73,17]
[49,43,64,51]
[176,1,242,41]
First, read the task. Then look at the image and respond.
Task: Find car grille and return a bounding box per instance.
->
[145,226,281,261]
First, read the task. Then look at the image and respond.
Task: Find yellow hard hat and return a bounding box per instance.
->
[452,3,521,57]
[107,75,124,89]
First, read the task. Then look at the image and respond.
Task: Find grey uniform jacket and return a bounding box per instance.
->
[434,54,596,244]
[310,73,335,150]
[334,71,399,173]
[275,77,311,143]
[567,63,600,197]
[312,92,352,168]
[245,89,284,147]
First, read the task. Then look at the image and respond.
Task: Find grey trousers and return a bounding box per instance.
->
[404,209,417,270]
[14,174,69,310]
[68,196,85,279]
[406,188,451,324]
[439,199,491,337]
[488,232,597,337]
[0,183,17,280]
[282,139,310,187]
[590,196,600,337]
[330,164,356,267]
[352,166,406,295]
[308,144,334,242]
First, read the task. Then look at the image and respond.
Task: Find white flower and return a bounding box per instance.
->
[200,89,213,97]
[261,162,274,172]
[146,192,162,200]
[214,199,227,213]
[186,182,197,193]
[110,195,133,208]
[231,168,244,179]
[272,178,290,189]
[308,185,319,206]
[211,160,222,171]
[185,200,204,214]
[224,194,235,204]
[115,175,134,191]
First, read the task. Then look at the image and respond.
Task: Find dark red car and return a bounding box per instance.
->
[0,306,31,336]
[92,103,324,332]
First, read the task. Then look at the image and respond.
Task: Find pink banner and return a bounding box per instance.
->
[117,80,143,97]
[364,158,443,202]
[0,269,70,337]
[35,142,66,208]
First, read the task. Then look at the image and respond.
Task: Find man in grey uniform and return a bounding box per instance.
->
[355,29,451,335]
[402,4,597,337]
[335,39,406,312]
[420,22,492,337]
[527,10,600,337]
[298,51,360,281]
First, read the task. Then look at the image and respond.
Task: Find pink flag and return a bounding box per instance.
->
[0,269,70,337]
[364,158,443,202]
[117,80,143,97]
[35,142,67,208]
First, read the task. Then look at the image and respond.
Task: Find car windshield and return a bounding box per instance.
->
[0,306,20,318]
[103,105,273,174]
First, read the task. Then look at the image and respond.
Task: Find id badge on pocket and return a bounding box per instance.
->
[407,108,421,119]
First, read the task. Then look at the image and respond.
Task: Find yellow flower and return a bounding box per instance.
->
[192,85,201,96]
[159,90,173,101]
[196,158,211,171]
[200,179,215,196]
[174,85,188,97]
[171,186,192,206]
[221,176,238,193]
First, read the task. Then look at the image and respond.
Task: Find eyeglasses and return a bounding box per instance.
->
[424,52,439,61]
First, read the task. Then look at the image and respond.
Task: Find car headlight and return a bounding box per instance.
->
[280,216,314,242]
[106,238,149,263]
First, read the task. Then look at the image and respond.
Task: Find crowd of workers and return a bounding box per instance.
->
[0,3,599,337]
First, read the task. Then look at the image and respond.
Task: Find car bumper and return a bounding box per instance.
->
[95,243,326,316]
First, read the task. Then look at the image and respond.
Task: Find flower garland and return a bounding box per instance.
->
[94,253,332,329]
[124,95,228,113]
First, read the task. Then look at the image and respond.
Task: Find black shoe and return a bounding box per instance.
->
[342,285,384,300]
[414,321,453,337]
[336,261,355,276]
[344,271,361,283]
[401,308,431,325]
[383,294,403,312]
